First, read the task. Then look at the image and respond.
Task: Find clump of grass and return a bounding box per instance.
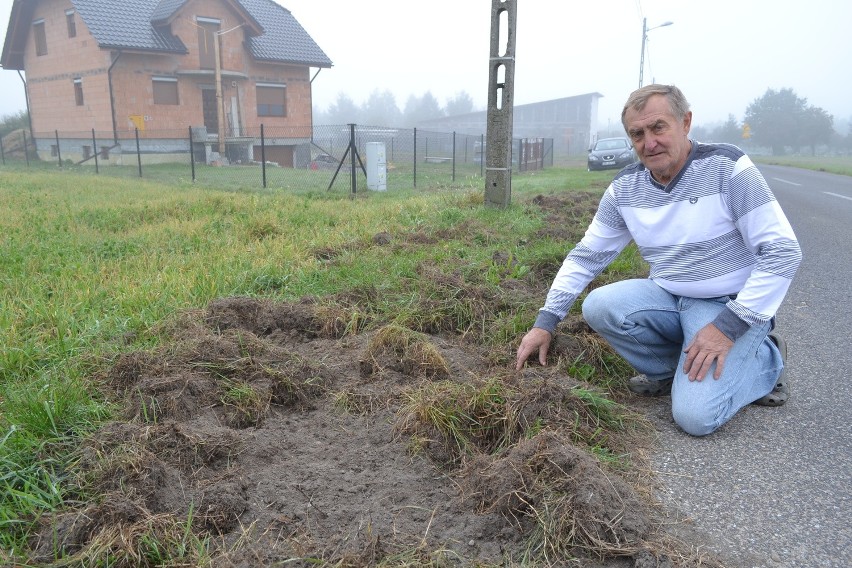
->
[460,430,651,563]
[395,378,513,465]
[361,324,450,379]
[220,380,268,429]
[332,390,383,416]
[33,499,210,568]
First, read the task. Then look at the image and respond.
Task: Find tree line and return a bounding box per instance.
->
[312,89,478,127]
[2,87,849,157]
[688,88,849,156]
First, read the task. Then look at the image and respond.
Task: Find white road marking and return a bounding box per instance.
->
[823,191,852,202]
[772,177,802,186]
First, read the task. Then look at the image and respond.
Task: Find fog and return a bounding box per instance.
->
[1,0,849,133]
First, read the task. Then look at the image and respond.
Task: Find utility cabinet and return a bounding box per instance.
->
[366,142,387,191]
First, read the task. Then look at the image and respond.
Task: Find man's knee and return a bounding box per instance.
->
[581,286,615,329]
[672,401,720,437]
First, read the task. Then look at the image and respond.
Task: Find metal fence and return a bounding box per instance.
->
[0,123,553,193]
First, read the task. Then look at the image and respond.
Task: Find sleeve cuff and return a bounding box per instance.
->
[533,310,562,335]
[713,307,751,341]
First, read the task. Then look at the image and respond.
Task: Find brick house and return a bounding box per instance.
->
[1,0,332,165]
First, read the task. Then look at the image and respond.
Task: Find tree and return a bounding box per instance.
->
[744,88,833,155]
[710,114,742,145]
[0,110,29,139]
[325,92,360,125]
[798,106,834,156]
[689,124,711,142]
[360,89,401,127]
[402,91,443,126]
[444,91,474,117]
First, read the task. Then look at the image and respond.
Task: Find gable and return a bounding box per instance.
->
[1,0,332,70]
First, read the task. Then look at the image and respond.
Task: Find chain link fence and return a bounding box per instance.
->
[0,123,553,193]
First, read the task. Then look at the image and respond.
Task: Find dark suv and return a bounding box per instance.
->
[587,137,636,171]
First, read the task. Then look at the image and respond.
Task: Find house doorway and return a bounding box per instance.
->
[202,89,218,135]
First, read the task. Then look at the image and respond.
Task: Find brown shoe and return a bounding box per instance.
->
[627,375,673,396]
[753,333,789,407]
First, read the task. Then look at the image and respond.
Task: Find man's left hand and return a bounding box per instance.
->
[683,324,734,381]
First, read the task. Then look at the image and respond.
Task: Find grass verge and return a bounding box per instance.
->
[1,163,654,565]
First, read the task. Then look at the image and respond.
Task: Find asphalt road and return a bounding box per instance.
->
[638,164,852,567]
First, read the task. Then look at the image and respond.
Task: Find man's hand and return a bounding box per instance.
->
[683,323,734,381]
[515,328,553,371]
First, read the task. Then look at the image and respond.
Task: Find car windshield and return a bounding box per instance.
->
[594,139,628,151]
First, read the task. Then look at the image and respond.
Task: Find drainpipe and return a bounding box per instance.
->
[309,68,322,139]
[107,50,122,143]
[17,70,34,144]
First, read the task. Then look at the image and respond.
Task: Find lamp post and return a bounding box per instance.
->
[638,17,673,88]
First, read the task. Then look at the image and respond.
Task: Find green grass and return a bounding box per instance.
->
[0,161,629,562]
[751,154,852,176]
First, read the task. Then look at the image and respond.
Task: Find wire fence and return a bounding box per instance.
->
[0,124,553,193]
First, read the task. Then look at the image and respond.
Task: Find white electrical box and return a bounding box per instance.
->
[366,142,387,191]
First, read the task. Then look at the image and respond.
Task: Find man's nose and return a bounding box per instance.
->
[643,133,659,151]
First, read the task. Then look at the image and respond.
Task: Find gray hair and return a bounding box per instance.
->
[621,84,690,129]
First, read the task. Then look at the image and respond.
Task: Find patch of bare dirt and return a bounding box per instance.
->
[28,196,723,566]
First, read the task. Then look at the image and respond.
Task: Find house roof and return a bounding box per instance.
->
[1,0,332,70]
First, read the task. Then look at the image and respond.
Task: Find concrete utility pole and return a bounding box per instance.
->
[638,17,673,88]
[213,30,226,155]
[484,0,517,208]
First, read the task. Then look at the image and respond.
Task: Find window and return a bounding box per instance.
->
[66,10,76,38]
[152,77,179,105]
[73,78,84,106]
[196,17,220,70]
[257,84,286,117]
[33,20,47,56]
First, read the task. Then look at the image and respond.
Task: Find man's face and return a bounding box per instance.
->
[624,94,692,184]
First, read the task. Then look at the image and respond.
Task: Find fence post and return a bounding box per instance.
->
[349,123,356,196]
[261,124,267,189]
[55,130,62,167]
[413,127,417,188]
[188,126,196,182]
[452,131,457,182]
[92,129,99,174]
[135,128,142,177]
[23,130,29,167]
[0,135,5,165]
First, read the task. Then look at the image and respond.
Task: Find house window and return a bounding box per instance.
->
[73,78,84,106]
[66,10,76,38]
[257,84,286,117]
[33,20,47,56]
[152,77,179,105]
[196,17,220,70]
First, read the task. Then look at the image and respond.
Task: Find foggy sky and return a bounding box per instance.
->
[1,0,849,133]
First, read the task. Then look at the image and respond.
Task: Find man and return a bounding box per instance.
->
[515,84,802,437]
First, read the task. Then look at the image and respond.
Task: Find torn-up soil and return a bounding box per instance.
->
[28,194,725,567]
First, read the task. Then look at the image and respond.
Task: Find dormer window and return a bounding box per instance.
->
[73,78,84,106]
[196,17,221,70]
[33,19,47,56]
[66,10,76,38]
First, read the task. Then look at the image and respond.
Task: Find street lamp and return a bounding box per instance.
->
[638,17,673,88]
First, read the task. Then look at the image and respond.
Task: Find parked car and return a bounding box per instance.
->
[309,153,339,170]
[587,137,636,171]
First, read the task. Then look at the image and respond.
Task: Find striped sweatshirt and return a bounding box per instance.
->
[534,141,802,340]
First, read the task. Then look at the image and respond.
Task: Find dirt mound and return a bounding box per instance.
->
[28,211,717,566]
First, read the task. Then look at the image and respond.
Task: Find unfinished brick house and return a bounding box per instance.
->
[1,0,332,165]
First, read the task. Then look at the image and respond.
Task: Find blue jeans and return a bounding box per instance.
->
[581,279,784,436]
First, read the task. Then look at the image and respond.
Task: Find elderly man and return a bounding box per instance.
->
[515,84,802,436]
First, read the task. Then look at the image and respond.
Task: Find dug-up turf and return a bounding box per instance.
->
[27,195,727,567]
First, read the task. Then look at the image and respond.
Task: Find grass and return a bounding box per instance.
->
[751,153,852,176]
[6,153,823,564]
[3,165,591,559]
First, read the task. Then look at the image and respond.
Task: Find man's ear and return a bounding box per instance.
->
[683,111,693,134]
